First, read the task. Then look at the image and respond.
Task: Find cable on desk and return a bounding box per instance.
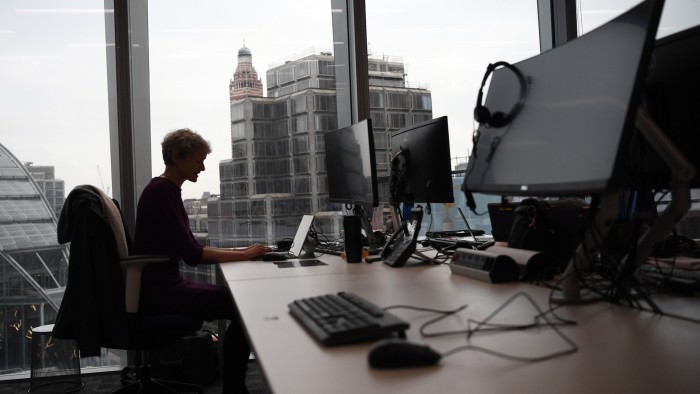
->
[387,292,578,363]
[440,292,579,363]
[383,304,470,338]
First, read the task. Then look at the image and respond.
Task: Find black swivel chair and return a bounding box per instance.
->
[53,185,205,393]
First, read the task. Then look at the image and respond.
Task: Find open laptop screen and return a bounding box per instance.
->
[289,215,315,257]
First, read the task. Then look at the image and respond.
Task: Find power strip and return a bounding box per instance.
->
[449,248,519,283]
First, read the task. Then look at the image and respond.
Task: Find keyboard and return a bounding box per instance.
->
[473,234,495,243]
[638,264,700,289]
[262,251,297,260]
[315,248,342,256]
[428,234,495,249]
[288,291,409,346]
[425,229,485,238]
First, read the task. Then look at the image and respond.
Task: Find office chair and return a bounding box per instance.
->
[53,185,205,394]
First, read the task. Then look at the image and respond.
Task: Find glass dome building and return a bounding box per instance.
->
[0,143,69,374]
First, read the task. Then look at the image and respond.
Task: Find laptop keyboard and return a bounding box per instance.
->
[638,264,700,289]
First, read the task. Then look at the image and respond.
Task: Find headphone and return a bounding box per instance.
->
[474,61,527,128]
[389,147,411,205]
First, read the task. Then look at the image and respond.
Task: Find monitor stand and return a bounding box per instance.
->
[554,107,696,306]
[352,204,379,255]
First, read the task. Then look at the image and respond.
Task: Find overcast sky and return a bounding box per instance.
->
[1,0,697,200]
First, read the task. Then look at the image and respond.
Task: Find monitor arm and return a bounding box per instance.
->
[555,107,696,305]
[353,204,379,255]
[629,108,696,267]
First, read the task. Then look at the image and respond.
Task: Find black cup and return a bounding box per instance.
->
[343,215,363,263]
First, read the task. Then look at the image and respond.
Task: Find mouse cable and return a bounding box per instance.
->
[382,304,471,337]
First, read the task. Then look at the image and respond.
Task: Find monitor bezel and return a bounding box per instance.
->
[463,0,665,197]
[325,118,380,207]
[390,116,455,204]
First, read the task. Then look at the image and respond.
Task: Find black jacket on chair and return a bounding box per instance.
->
[53,186,129,357]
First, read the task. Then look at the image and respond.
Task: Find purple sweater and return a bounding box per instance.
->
[134,177,204,290]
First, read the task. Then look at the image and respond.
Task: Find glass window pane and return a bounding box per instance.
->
[578,0,700,38]
[0,0,118,375]
[148,0,338,247]
[366,1,540,235]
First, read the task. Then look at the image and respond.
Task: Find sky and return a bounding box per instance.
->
[1,0,697,200]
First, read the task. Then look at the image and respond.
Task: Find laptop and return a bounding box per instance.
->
[288,214,315,258]
[264,215,315,260]
[457,207,494,244]
[425,208,494,250]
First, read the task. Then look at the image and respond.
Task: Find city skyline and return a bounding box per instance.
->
[1,1,697,201]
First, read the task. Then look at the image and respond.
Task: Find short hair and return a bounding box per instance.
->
[161,128,212,167]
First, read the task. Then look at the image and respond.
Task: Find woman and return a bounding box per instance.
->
[134,128,270,393]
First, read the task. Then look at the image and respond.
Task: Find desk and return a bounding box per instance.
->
[219,255,700,394]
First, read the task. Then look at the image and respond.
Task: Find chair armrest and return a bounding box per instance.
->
[121,255,169,314]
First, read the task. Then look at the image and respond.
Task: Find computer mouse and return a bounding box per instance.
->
[367,338,441,369]
[261,252,289,262]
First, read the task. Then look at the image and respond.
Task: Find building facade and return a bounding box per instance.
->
[208,48,433,247]
[25,163,65,217]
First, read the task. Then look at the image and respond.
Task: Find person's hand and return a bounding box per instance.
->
[247,243,272,258]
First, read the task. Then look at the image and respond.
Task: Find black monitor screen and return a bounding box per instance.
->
[325,119,379,207]
[390,116,454,204]
[463,0,665,196]
[638,24,700,188]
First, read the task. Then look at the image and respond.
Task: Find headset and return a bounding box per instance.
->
[474,61,527,128]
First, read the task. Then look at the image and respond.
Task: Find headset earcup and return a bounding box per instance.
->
[489,111,507,127]
[474,105,490,124]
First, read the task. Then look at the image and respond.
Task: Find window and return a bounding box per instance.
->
[232,123,246,140]
[387,112,407,129]
[577,0,700,38]
[386,93,409,109]
[292,115,309,133]
[318,60,335,76]
[366,0,541,233]
[292,137,310,154]
[295,61,311,78]
[314,95,337,111]
[412,94,432,110]
[0,0,117,375]
[369,91,385,108]
[314,115,337,131]
[292,95,308,114]
[294,157,311,174]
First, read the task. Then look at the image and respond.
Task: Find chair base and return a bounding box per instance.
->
[115,365,203,394]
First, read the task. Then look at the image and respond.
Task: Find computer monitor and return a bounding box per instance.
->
[390,116,454,204]
[462,0,668,304]
[324,118,379,207]
[463,0,664,197]
[635,24,700,189]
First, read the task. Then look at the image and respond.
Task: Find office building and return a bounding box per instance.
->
[209,47,433,247]
[185,192,210,245]
[25,163,65,217]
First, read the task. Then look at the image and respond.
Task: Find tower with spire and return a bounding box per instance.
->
[210,47,433,247]
[229,43,264,101]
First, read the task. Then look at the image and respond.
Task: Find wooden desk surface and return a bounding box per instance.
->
[220,255,700,394]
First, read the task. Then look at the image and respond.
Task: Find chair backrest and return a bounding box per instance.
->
[54,185,131,355]
[86,186,129,259]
